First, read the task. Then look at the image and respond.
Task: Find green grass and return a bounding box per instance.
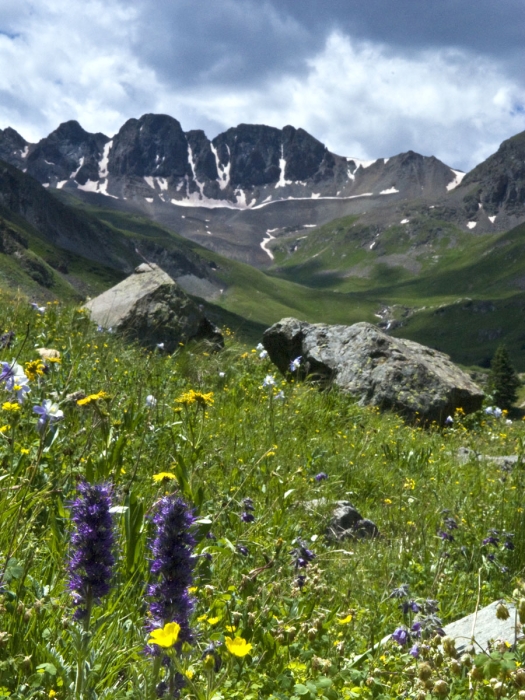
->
[1,299,525,697]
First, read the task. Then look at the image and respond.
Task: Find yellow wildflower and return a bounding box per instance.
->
[2,402,20,412]
[25,360,46,381]
[0,425,8,432]
[403,478,416,490]
[153,472,177,483]
[225,636,253,657]
[175,390,214,408]
[337,614,353,625]
[20,448,30,455]
[207,616,220,625]
[148,621,181,648]
[384,498,392,505]
[77,391,110,406]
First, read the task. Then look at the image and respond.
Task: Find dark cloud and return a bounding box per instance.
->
[132,0,317,89]
[131,0,525,91]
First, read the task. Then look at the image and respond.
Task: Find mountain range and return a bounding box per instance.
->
[2,114,525,368]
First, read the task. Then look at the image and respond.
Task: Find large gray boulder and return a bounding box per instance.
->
[85,263,223,352]
[263,318,483,423]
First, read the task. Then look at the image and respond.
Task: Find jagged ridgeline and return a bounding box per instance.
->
[2,115,525,367]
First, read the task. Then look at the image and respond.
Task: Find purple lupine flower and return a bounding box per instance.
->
[68,482,115,619]
[147,496,196,646]
[314,472,328,482]
[438,530,454,541]
[241,512,255,523]
[391,627,410,646]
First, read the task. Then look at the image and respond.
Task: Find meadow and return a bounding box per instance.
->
[1,296,525,699]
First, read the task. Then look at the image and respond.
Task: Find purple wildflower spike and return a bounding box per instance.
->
[147,496,196,646]
[68,482,115,619]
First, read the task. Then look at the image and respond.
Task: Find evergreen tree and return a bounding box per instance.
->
[488,344,520,410]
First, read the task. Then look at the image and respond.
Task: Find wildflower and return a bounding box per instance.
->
[68,482,115,619]
[291,539,315,569]
[30,302,45,314]
[482,531,500,547]
[409,644,420,658]
[148,621,181,648]
[296,574,306,589]
[25,360,46,381]
[97,325,104,332]
[401,600,420,614]
[262,375,276,388]
[241,512,255,523]
[175,390,214,408]
[506,419,513,425]
[0,361,28,392]
[504,533,515,550]
[0,331,14,348]
[259,349,268,359]
[236,545,249,556]
[2,402,20,412]
[147,496,195,645]
[275,390,285,400]
[443,517,458,530]
[411,615,444,638]
[225,636,252,657]
[243,497,255,511]
[218,371,225,378]
[438,530,454,542]
[153,472,177,483]
[337,614,353,624]
[389,584,410,599]
[314,472,328,482]
[145,395,157,407]
[494,407,503,418]
[77,391,110,406]
[12,381,30,404]
[289,356,302,372]
[157,342,165,350]
[391,627,410,646]
[33,399,64,433]
[256,343,264,351]
[445,415,453,425]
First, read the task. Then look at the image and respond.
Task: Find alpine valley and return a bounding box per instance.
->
[2,113,525,367]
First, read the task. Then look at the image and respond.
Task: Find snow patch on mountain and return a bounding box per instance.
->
[98,140,112,179]
[446,169,466,191]
[380,187,399,195]
[261,229,276,260]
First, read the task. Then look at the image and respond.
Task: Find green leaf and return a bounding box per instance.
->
[293,684,310,696]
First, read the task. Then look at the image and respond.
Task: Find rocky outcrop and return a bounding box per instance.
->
[262,317,484,423]
[327,501,380,541]
[461,131,525,218]
[84,263,223,352]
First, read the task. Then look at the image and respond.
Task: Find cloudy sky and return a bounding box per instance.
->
[1,0,525,171]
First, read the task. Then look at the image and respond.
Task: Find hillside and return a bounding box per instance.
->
[0,300,524,697]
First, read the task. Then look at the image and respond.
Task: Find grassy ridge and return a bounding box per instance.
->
[1,300,525,697]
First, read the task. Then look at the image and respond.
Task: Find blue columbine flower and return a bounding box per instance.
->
[445,415,453,425]
[289,356,302,372]
[68,482,115,619]
[262,375,276,387]
[409,644,420,658]
[33,399,64,433]
[389,583,410,599]
[147,496,196,646]
[241,512,255,523]
[494,407,503,418]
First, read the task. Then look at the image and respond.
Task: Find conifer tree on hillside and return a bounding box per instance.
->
[488,344,520,410]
